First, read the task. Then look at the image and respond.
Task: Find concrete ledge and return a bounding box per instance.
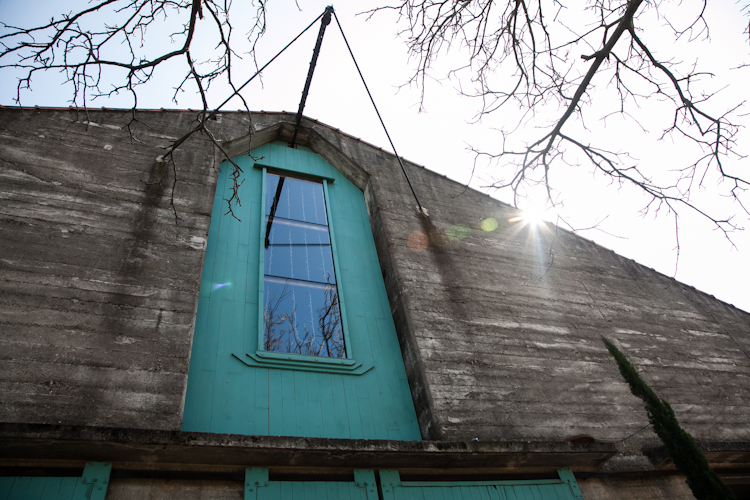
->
[0,423,615,474]
[647,441,750,469]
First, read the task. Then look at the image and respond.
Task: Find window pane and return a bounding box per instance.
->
[264,218,335,284]
[266,217,330,245]
[263,276,345,358]
[265,174,327,226]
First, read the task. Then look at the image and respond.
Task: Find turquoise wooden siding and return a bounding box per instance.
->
[380,470,584,500]
[0,463,111,500]
[243,468,584,500]
[183,141,421,440]
[245,468,378,500]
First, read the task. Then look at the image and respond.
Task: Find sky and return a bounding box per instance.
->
[1,0,749,312]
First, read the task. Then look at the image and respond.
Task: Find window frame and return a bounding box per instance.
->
[231,164,372,375]
[257,166,353,360]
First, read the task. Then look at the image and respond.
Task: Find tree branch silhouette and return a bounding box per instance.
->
[368,0,748,252]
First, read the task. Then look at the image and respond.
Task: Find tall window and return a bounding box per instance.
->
[262,172,345,358]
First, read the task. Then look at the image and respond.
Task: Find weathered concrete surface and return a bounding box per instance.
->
[649,441,750,469]
[1,107,749,471]
[284,113,750,451]
[578,475,696,499]
[200,112,750,453]
[0,107,228,430]
[106,479,242,500]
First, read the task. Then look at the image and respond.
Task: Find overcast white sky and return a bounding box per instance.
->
[1,0,749,312]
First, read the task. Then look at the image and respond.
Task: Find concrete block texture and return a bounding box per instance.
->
[578,475,696,499]
[303,115,750,447]
[0,108,225,430]
[1,107,749,451]
[106,479,242,500]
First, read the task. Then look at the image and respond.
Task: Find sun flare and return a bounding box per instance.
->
[524,209,545,226]
[508,205,547,226]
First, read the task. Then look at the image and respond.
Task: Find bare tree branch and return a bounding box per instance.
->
[1,0,273,219]
[372,0,748,255]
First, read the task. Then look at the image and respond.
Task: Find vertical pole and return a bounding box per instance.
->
[290,6,334,148]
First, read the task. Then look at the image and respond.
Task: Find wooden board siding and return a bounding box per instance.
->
[379,469,584,500]
[182,142,421,440]
[0,478,91,500]
[0,463,111,500]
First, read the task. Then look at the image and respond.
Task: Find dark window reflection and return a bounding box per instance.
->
[262,173,345,358]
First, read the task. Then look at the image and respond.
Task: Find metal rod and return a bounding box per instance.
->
[290,6,334,148]
[265,177,286,249]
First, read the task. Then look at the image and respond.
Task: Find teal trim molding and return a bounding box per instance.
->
[183,141,421,440]
[353,470,380,500]
[232,350,372,375]
[0,462,112,500]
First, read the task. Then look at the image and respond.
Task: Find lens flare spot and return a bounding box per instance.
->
[212,282,231,290]
[407,230,429,252]
[446,224,471,241]
[481,218,498,232]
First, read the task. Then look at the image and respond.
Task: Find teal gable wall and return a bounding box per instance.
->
[182,141,421,440]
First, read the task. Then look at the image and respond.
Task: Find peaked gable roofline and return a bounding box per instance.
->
[1,104,746,317]
[217,109,750,318]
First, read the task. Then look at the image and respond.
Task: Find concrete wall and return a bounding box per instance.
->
[578,475,696,499]
[301,117,750,450]
[0,108,225,429]
[106,479,243,499]
[1,108,748,459]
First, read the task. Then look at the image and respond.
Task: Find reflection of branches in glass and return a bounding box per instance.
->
[263,282,295,353]
[263,278,345,358]
[317,283,345,358]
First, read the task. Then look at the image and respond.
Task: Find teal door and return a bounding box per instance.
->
[380,469,584,500]
[0,463,111,500]
[242,468,584,500]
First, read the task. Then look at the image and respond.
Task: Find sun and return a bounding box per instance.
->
[524,208,545,226]
[508,204,548,227]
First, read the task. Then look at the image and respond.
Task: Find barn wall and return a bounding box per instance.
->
[302,118,750,449]
[0,108,223,429]
[1,107,748,456]
[577,475,696,499]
